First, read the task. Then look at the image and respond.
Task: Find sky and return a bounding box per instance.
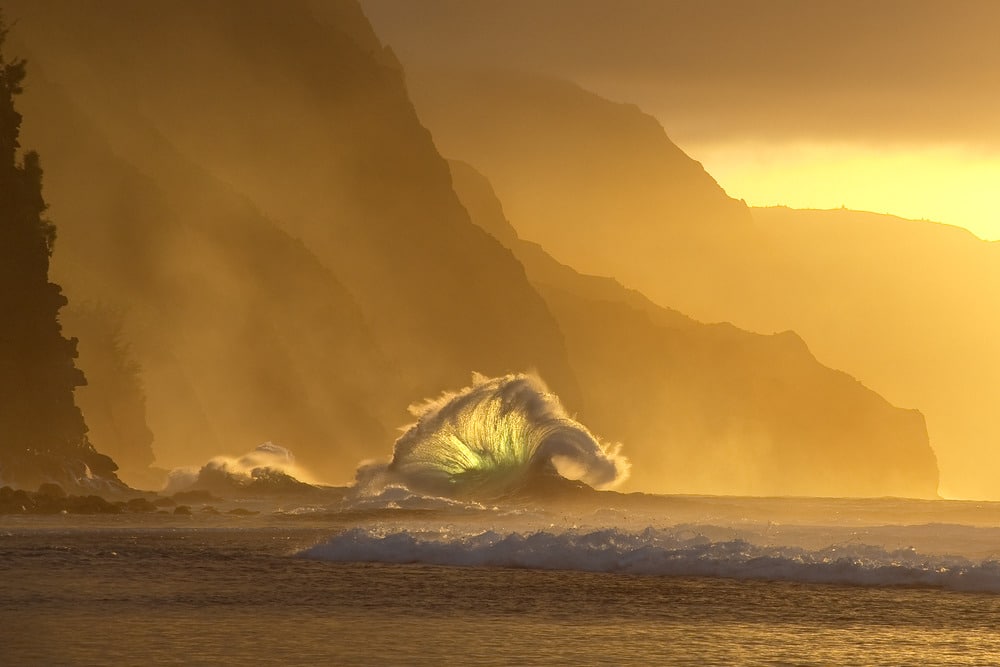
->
[363,0,1000,240]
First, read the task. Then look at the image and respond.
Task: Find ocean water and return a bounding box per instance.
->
[4,494,1000,666]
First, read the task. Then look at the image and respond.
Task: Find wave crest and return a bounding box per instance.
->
[357,373,629,499]
[163,443,318,496]
[301,527,1000,593]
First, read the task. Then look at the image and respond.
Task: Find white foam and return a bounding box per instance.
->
[342,484,492,512]
[300,527,1000,592]
[162,442,316,494]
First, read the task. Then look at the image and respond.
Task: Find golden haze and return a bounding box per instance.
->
[4,0,996,500]
[691,142,1000,242]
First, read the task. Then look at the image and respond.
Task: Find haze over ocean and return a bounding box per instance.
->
[4,1,1000,664]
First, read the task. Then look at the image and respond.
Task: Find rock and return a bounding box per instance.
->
[125,497,158,513]
[37,482,67,499]
[172,490,219,504]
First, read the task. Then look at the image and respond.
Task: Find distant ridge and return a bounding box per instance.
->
[407,64,997,498]
[748,206,1000,499]
[450,160,939,497]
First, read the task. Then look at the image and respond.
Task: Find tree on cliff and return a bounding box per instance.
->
[62,304,158,486]
[0,19,118,488]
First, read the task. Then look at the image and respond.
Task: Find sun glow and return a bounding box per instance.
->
[691,141,1000,241]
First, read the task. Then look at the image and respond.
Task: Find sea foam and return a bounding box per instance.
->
[300,527,1000,593]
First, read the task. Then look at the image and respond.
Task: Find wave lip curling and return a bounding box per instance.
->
[358,373,629,499]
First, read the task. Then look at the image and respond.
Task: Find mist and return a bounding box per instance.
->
[362,0,1000,147]
[0,0,987,501]
[363,0,1000,241]
[8,4,1000,664]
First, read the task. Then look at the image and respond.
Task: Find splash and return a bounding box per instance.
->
[355,373,629,500]
[163,442,318,496]
[301,527,1000,593]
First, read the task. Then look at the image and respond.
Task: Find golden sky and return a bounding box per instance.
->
[364,0,1000,239]
[690,142,1000,240]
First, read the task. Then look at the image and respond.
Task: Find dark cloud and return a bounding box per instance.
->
[362,0,1000,145]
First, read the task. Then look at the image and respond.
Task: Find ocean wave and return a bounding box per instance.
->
[341,484,493,512]
[163,442,319,496]
[353,373,629,500]
[300,527,1000,593]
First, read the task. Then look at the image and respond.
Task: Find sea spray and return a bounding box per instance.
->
[301,527,1000,593]
[354,373,629,499]
[164,442,318,495]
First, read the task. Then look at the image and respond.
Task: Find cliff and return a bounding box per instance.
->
[9,0,578,407]
[6,0,578,485]
[747,207,1000,499]
[412,67,994,498]
[13,68,389,484]
[406,68,758,321]
[3,1,952,498]
[450,160,940,497]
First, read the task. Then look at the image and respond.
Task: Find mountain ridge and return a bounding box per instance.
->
[406,64,996,498]
[449,159,939,497]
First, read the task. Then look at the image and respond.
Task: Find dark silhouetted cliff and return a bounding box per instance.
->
[0,23,121,491]
[59,305,159,489]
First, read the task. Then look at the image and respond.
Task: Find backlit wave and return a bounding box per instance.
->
[353,373,629,500]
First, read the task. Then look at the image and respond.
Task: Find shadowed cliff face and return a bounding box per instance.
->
[7,0,579,411]
[7,0,580,484]
[59,305,158,489]
[15,68,390,484]
[0,18,127,494]
[450,160,939,497]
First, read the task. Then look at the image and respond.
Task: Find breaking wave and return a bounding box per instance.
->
[354,373,629,500]
[163,442,318,496]
[301,527,1000,593]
